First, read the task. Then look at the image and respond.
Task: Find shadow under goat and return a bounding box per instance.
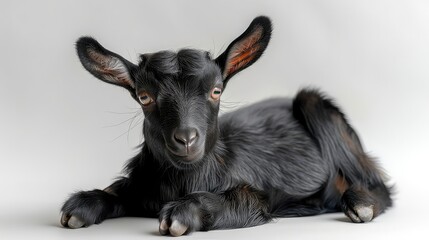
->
[61,16,392,236]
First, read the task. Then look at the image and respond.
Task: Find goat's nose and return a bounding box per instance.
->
[173,128,198,147]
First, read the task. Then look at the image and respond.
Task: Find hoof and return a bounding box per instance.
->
[61,213,86,229]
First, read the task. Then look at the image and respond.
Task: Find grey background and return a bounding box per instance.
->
[1,0,428,239]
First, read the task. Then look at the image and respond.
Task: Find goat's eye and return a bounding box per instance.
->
[211,87,222,100]
[138,92,154,106]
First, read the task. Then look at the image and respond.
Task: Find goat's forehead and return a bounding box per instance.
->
[136,49,221,89]
[140,49,213,73]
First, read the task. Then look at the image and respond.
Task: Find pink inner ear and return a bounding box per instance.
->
[225,27,263,77]
[88,49,134,88]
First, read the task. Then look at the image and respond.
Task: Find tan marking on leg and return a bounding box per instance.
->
[335,174,349,194]
[103,187,118,197]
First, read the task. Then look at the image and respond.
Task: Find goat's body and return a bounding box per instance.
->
[62,89,392,231]
[62,16,392,235]
[67,90,389,224]
[219,98,328,198]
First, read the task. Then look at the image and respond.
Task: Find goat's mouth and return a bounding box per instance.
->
[165,143,205,163]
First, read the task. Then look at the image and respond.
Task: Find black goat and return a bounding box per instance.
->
[61,16,392,236]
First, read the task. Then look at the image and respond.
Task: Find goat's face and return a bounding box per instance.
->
[134,50,223,164]
[76,16,271,167]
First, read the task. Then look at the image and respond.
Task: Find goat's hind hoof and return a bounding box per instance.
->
[344,204,374,223]
[341,187,376,223]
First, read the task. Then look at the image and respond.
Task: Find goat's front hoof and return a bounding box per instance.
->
[60,190,116,229]
[61,213,86,229]
[159,219,188,237]
[158,199,203,236]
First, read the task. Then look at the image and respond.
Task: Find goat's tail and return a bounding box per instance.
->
[292,88,392,220]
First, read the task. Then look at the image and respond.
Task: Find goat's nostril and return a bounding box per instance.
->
[188,130,197,143]
[174,134,186,145]
[173,128,198,146]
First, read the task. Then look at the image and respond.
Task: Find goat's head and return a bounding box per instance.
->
[76,16,272,168]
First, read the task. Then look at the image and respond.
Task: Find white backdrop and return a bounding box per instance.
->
[1,0,428,239]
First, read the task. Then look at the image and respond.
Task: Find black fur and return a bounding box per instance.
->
[61,16,392,235]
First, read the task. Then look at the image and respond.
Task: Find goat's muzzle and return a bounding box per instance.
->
[166,127,204,162]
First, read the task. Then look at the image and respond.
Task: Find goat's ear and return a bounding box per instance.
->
[76,37,137,90]
[215,16,272,85]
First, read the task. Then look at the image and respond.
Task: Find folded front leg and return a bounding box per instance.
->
[158,185,272,237]
[60,177,130,229]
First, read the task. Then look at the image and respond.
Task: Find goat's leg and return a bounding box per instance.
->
[336,150,393,224]
[158,185,271,236]
[60,178,129,228]
[293,89,392,223]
